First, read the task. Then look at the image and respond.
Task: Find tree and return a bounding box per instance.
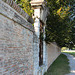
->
[67,0,75,49]
[13,0,33,16]
[45,0,74,48]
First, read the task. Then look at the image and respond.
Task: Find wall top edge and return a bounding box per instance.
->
[2,0,34,24]
[0,0,34,32]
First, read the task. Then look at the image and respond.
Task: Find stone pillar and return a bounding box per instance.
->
[43,23,48,71]
[30,1,44,75]
[34,8,41,38]
[33,8,41,74]
[30,0,48,75]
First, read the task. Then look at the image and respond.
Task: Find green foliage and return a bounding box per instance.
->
[44,54,70,75]
[13,0,33,16]
[61,47,68,51]
[69,19,75,49]
[45,0,75,48]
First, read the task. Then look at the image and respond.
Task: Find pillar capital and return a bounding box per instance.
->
[30,0,46,8]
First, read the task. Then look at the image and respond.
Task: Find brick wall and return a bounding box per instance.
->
[1,0,34,24]
[0,0,34,75]
[0,0,61,75]
[47,43,61,68]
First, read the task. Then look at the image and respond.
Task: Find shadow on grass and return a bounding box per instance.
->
[44,54,70,75]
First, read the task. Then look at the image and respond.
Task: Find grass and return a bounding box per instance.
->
[44,54,70,75]
[62,51,75,57]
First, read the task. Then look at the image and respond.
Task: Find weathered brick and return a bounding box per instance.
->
[1,0,34,24]
[0,2,34,74]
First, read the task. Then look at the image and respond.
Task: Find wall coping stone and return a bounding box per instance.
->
[0,0,34,32]
[2,0,34,24]
[47,42,60,48]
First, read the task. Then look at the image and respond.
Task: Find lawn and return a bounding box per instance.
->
[62,51,75,57]
[44,54,70,75]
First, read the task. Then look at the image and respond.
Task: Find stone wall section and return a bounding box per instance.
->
[0,0,34,75]
[47,43,61,68]
[1,0,34,24]
[33,34,47,75]
[33,34,39,75]
[0,0,34,31]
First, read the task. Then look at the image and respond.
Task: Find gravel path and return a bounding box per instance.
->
[63,53,75,75]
